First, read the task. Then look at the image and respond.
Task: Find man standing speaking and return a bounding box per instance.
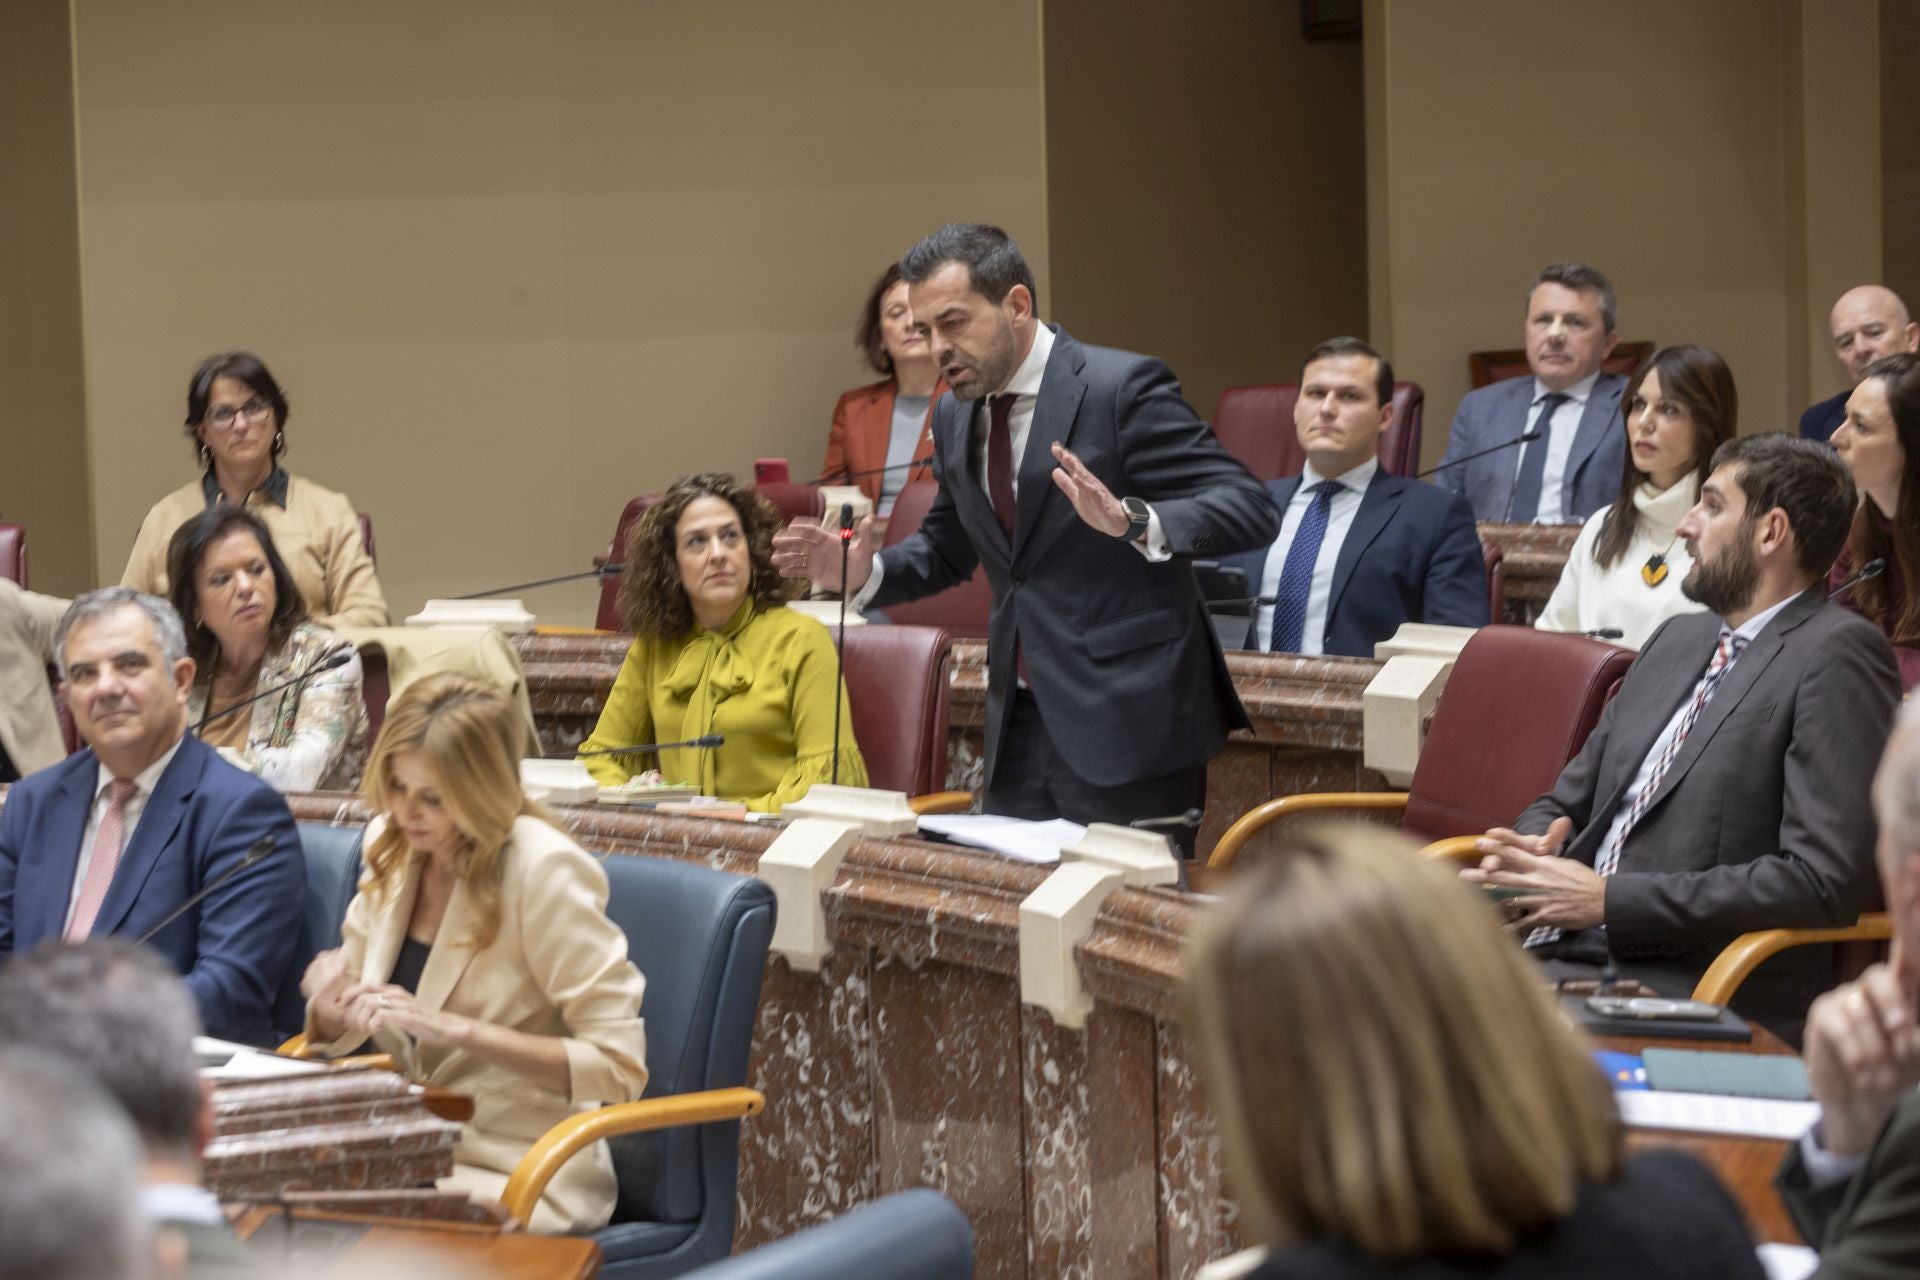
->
[774,224,1278,849]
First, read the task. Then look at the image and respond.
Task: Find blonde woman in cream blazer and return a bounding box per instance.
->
[0,581,69,777]
[303,676,647,1234]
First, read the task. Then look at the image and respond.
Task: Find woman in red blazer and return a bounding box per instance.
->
[819,263,945,514]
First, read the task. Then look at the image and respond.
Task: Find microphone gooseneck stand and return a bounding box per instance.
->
[831,504,854,787]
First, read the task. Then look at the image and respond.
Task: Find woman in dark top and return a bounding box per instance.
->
[1830,352,1920,690]
[1182,824,1765,1280]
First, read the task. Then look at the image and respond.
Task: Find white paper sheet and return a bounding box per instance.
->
[914,815,1087,864]
[194,1035,330,1080]
[1615,1088,1819,1141]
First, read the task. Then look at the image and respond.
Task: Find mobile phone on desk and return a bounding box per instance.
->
[1585,995,1724,1022]
[754,457,791,484]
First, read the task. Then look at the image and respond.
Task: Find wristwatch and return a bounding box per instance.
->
[1118,496,1151,542]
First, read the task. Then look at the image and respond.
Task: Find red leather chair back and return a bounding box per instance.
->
[840,624,953,796]
[1400,626,1634,842]
[596,494,665,632]
[357,513,377,564]
[1481,539,1505,624]
[0,523,26,587]
[757,483,826,525]
[876,483,991,639]
[1211,382,1426,481]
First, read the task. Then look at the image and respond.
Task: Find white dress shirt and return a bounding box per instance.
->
[65,738,183,932]
[1252,457,1377,655]
[1517,369,1602,523]
[1589,593,1796,870]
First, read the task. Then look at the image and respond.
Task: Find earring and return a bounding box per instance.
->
[273,430,285,453]
[197,442,212,468]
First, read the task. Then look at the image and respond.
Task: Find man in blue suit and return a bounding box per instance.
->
[1222,338,1487,656]
[1799,285,1918,443]
[1436,262,1628,524]
[0,589,303,1044]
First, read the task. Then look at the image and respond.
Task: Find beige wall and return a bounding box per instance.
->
[0,0,92,596]
[1884,0,1920,312]
[71,0,1048,625]
[1042,0,1368,420]
[1366,0,1880,471]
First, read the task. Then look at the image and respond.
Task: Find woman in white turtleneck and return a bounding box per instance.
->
[1536,344,1738,649]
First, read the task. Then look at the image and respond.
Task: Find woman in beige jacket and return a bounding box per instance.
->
[122,352,388,629]
[301,674,647,1233]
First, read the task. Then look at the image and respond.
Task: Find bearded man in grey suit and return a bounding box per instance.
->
[1436,262,1628,524]
[1463,435,1900,1037]
[774,224,1279,851]
[1774,698,1920,1276]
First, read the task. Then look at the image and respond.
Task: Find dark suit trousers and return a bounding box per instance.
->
[985,689,1206,857]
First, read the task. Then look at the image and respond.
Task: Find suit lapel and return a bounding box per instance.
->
[1012,330,1086,560]
[1635,589,1819,817]
[1327,472,1401,617]
[1562,376,1622,505]
[1488,379,1535,517]
[412,873,480,1014]
[28,757,98,942]
[90,741,197,938]
[936,393,1010,567]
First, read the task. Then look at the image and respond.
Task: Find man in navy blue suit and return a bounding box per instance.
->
[1221,338,1487,656]
[0,589,303,1044]
[1435,262,1627,524]
[1800,285,1918,443]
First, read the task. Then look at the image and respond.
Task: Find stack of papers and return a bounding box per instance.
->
[914,815,1088,864]
[1614,1088,1819,1141]
[194,1035,330,1081]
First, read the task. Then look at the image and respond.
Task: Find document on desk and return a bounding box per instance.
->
[194,1035,330,1080]
[1615,1087,1819,1140]
[1756,1243,1818,1280]
[915,815,1087,864]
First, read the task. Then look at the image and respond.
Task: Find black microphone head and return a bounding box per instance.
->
[839,503,855,531]
[1585,628,1625,640]
[694,733,725,748]
[1860,558,1887,581]
[1518,429,1544,443]
[242,835,276,866]
[316,649,354,673]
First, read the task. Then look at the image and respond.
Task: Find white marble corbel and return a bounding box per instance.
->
[780,785,919,837]
[1018,860,1125,1030]
[1362,655,1452,788]
[518,758,599,805]
[756,818,865,972]
[404,599,536,632]
[1371,622,1476,664]
[1059,823,1181,887]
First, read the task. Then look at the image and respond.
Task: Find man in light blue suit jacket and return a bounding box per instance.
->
[0,590,303,1045]
[1436,262,1628,524]
[1221,338,1487,656]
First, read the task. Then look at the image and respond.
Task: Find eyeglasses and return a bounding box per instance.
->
[205,399,274,429]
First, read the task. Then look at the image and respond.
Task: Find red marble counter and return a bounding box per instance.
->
[282,795,1240,1279]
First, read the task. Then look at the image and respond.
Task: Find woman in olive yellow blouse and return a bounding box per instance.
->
[577,472,866,809]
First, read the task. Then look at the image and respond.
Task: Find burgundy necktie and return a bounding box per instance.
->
[987,394,1017,537]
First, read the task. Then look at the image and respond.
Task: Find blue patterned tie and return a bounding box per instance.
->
[1268,481,1341,654]
[1506,392,1570,522]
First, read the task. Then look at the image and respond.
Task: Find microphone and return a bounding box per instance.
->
[133,836,277,945]
[1829,558,1886,600]
[1129,808,1204,831]
[820,455,936,485]
[452,563,623,600]
[1416,431,1543,479]
[1203,595,1278,611]
[1580,628,1625,640]
[557,733,725,760]
[831,504,855,787]
[189,649,353,735]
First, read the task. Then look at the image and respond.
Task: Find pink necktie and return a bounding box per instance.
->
[68,779,138,939]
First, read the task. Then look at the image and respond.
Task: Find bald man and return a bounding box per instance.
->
[1802,286,1920,443]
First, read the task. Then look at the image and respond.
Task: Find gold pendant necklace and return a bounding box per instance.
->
[1641,529,1681,587]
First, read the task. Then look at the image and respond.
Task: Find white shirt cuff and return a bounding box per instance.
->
[1798,1120,1868,1188]
[1131,506,1172,562]
[848,554,885,612]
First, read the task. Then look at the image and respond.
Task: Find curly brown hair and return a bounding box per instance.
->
[615,473,795,636]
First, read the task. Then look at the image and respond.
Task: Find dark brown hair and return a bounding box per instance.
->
[857,262,907,377]
[614,473,793,637]
[1846,353,1920,643]
[1298,336,1394,407]
[183,352,290,466]
[166,504,308,671]
[1594,344,1738,568]
[1710,434,1858,577]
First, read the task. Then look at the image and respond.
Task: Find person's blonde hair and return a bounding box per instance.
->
[1182,823,1621,1259]
[359,674,547,948]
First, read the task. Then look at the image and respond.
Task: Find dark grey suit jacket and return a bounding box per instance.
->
[870,326,1280,788]
[1518,586,1899,1031]
[1777,1090,1920,1277]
